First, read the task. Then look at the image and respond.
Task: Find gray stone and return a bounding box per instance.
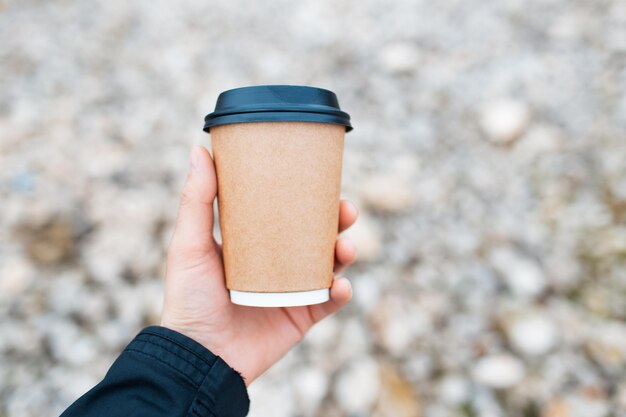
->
[437,374,471,405]
[291,367,328,415]
[359,174,415,213]
[490,248,546,298]
[472,354,525,389]
[378,42,420,74]
[335,357,380,414]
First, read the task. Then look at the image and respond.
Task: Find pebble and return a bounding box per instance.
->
[543,399,570,417]
[506,313,559,356]
[0,255,35,298]
[544,250,582,292]
[437,374,471,405]
[378,41,420,74]
[248,379,295,417]
[359,174,415,213]
[304,315,339,350]
[560,394,610,417]
[515,125,562,156]
[16,216,78,266]
[584,323,626,371]
[373,363,422,417]
[472,386,505,417]
[42,318,99,366]
[335,357,380,414]
[49,366,100,404]
[479,99,530,144]
[351,274,382,313]
[291,367,328,415]
[490,248,547,298]
[472,354,526,389]
[336,318,372,361]
[404,354,435,381]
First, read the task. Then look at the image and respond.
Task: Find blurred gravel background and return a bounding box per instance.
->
[1,0,626,416]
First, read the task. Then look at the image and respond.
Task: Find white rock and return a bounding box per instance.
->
[81,229,127,284]
[379,312,423,356]
[291,367,328,414]
[0,321,41,355]
[544,250,582,292]
[5,383,52,417]
[49,366,100,403]
[564,394,610,417]
[0,255,34,298]
[352,274,382,312]
[437,374,470,405]
[379,42,420,74]
[473,386,505,417]
[335,357,380,414]
[304,315,339,349]
[585,322,626,369]
[336,319,372,361]
[343,214,383,262]
[490,248,546,297]
[404,354,434,381]
[43,319,99,366]
[507,314,559,356]
[97,320,135,351]
[516,125,562,156]
[371,297,431,357]
[248,380,295,417]
[480,99,530,144]
[359,175,414,213]
[472,354,525,389]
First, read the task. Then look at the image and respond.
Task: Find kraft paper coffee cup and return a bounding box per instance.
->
[203,85,352,307]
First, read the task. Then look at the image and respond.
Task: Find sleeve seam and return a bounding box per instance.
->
[186,359,221,417]
[129,338,207,376]
[138,330,215,368]
[125,348,199,389]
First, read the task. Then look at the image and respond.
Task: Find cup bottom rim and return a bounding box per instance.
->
[229,288,329,307]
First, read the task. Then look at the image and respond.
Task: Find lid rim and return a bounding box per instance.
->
[203,111,353,132]
[205,104,350,120]
[204,85,352,133]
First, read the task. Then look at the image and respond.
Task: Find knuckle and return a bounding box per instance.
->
[179,186,195,207]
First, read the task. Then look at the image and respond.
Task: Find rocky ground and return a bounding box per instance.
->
[1,0,625,416]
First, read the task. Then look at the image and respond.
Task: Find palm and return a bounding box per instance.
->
[163,235,354,384]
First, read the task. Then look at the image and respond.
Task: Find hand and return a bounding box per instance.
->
[161,146,358,385]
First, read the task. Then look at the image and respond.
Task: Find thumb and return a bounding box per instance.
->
[169,146,219,265]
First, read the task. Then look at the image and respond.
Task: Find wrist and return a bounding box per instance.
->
[159,319,254,385]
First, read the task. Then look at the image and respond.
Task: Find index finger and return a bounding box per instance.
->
[338,200,358,233]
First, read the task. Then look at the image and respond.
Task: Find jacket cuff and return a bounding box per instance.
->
[128,326,249,417]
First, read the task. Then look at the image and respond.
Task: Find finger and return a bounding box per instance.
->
[334,238,357,273]
[309,277,352,323]
[338,200,358,233]
[169,146,219,260]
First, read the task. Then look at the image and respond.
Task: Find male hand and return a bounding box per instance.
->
[161,146,358,385]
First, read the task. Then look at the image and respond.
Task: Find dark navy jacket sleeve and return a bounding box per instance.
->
[60,326,249,417]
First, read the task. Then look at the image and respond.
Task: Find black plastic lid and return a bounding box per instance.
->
[203,85,352,132]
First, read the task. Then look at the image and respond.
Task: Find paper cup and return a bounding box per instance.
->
[204,85,352,307]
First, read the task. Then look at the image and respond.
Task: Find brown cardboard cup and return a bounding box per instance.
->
[211,122,345,307]
[204,85,352,307]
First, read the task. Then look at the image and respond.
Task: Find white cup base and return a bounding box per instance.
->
[229,288,330,307]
